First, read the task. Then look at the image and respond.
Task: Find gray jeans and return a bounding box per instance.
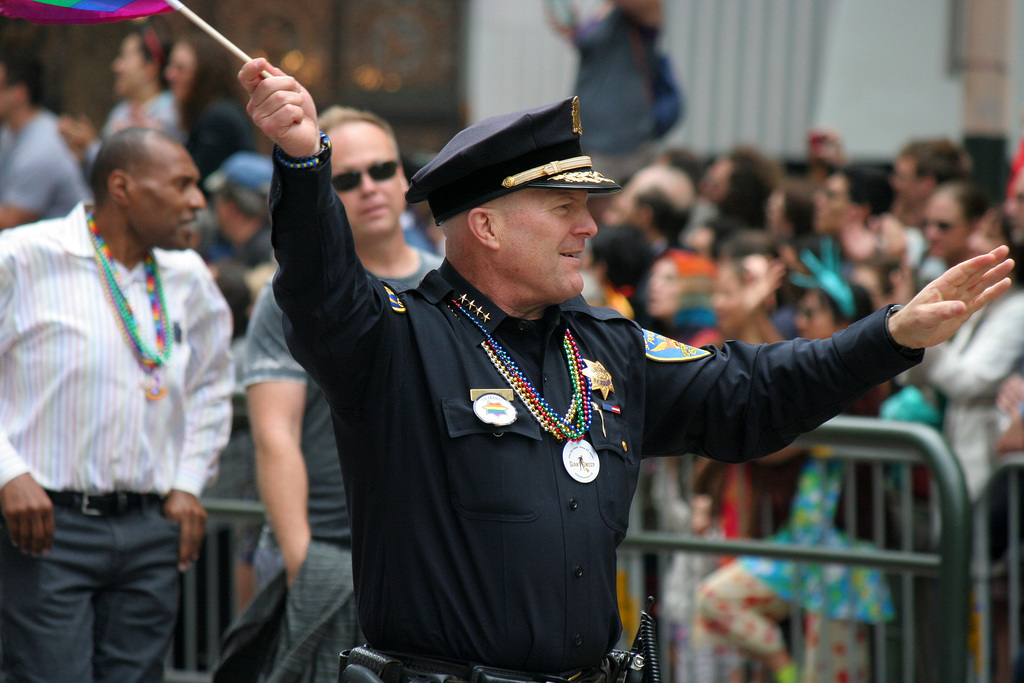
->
[0,502,180,683]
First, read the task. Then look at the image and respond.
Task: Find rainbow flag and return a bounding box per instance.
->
[0,0,179,24]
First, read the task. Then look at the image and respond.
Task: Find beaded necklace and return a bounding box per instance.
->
[88,212,173,398]
[452,298,591,441]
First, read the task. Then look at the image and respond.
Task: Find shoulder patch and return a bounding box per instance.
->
[384,286,406,313]
[643,329,710,362]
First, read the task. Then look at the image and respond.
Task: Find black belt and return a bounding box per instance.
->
[340,647,623,683]
[45,490,163,517]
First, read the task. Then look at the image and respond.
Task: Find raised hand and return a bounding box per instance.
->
[237,58,320,160]
[887,245,1014,349]
[738,254,785,315]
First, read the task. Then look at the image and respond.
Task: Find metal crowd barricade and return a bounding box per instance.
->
[973,453,1024,683]
[618,415,971,683]
[166,497,266,683]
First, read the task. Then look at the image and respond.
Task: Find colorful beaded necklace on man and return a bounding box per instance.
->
[88,211,173,400]
[452,297,592,441]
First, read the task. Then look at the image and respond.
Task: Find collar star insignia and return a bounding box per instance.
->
[457,293,491,323]
[582,358,614,400]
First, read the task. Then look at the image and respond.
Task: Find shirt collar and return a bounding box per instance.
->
[419,259,508,335]
[63,202,167,276]
[63,202,95,259]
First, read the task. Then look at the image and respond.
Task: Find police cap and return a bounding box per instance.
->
[406,96,621,223]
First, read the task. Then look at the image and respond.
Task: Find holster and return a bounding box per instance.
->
[339,646,404,683]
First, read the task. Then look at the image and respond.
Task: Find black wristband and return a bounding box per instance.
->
[883,304,920,357]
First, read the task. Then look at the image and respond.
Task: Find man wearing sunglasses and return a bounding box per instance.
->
[320,106,441,280]
[219,106,441,681]
[240,58,1012,682]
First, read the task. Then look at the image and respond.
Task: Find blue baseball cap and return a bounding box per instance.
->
[205,151,274,196]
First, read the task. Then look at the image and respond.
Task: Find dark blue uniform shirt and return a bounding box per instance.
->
[267,156,922,674]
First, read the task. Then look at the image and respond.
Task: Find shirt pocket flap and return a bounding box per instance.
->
[442,397,543,441]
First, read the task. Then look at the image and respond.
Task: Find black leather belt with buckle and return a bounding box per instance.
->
[45,490,163,516]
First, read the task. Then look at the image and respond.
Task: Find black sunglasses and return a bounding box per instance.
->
[923,219,955,232]
[331,160,399,192]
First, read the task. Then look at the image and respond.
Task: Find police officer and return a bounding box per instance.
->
[238,59,1012,678]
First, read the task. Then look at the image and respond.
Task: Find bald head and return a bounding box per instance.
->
[630,165,695,209]
[90,127,183,206]
[603,164,694,228]
[605,164,695,245]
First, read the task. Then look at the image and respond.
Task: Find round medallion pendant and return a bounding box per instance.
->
[562,439,600,483]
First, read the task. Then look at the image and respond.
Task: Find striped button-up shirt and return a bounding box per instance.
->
[0,203,234,496]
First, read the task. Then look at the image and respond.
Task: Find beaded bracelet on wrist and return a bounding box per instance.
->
[274,130,331,170]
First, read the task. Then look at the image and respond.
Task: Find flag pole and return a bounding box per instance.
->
[165,0,256,66]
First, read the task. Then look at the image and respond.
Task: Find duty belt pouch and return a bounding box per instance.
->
[342,646,404,683]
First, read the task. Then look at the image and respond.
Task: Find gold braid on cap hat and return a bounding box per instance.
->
[501,156,593,188]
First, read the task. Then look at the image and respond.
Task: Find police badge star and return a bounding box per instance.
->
[582,359,614,400]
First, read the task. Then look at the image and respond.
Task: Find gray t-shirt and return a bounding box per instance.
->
[0,110,91,220]
[243,248,442,545]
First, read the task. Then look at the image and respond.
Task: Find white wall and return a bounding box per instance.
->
[812,0,963,161]
[464,0,586,122]
[1013,0,1024,158]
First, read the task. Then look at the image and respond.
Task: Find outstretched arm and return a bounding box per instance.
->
[888,245,1013,349]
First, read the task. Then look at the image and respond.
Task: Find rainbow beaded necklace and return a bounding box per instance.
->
[88,212,173,395]
[452,298,592,441]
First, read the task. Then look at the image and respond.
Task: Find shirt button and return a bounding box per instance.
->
[517,321,530,331]
[574,634,583,647]
[574,565,584,577]
[568,498,578,510]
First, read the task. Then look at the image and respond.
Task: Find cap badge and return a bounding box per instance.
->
[643,329,711,362]
[546,171,617,185]
[571,96,582,136]
[582,358,614,400]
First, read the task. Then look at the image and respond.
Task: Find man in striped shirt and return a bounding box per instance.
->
[0,127,234,682]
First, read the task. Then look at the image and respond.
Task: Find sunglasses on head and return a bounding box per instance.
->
[331,160,399,192]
